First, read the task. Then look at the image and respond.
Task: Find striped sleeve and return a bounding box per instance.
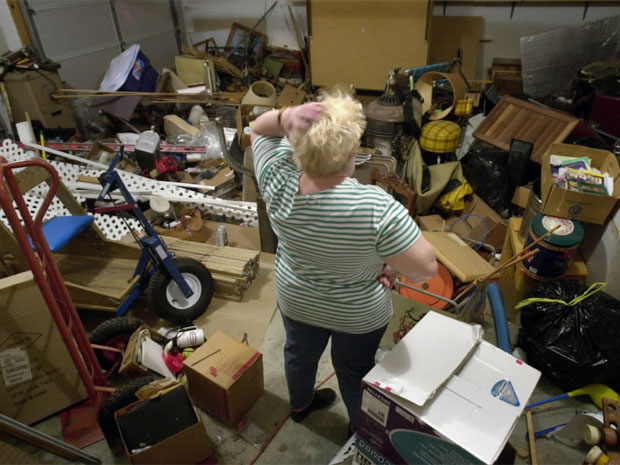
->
[252,135,297,194]
[376,199,421,257]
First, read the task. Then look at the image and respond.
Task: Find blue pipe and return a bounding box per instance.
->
[488,282,512,353]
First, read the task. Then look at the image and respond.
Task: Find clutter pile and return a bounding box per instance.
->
[0,9,619,465]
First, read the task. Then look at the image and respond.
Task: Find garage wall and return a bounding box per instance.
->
[2,1,619,83]
[583,207,620,300]
[182,1,619,80]
[181,0,307,53]
[432,3,620,79]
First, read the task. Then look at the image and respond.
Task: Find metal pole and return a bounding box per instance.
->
[0,413,101,464]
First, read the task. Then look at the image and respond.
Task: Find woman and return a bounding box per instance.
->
[251,88,437,433]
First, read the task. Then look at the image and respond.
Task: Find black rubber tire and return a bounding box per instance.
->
[146,257,214,325]
[89,317,145,370]
[98,375,160,448]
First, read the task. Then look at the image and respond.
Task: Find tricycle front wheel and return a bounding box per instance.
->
[147,257,214,324]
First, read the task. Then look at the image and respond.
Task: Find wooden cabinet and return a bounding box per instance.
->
[309,0,432,90]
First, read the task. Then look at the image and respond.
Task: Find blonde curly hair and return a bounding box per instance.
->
[289,87,366,176]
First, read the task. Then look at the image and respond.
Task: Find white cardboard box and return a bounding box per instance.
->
[356,312,540,465]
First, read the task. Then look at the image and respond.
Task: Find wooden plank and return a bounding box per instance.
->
[163,236,260,300]
[56,254,137,298]
[163,236,259,262]
[423,231,496,282]
[473,95,579,163]
[309,0,430,90]
[526,410,539,465]
[0,223,27,271]
[213,291,243,302]
[6,0,33,47]
[429,16,483,80]
[14,165,49,195]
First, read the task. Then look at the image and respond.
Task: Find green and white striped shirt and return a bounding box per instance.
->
[253,136,421,334]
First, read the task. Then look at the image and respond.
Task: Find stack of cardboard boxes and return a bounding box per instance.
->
[499,143,620,321]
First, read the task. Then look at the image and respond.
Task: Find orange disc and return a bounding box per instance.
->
[399,263,454,310]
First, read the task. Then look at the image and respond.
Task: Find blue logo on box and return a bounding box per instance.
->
[491,379,520,406]
[132,58,145,81]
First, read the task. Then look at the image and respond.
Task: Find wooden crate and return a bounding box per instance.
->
[473,95,579,163]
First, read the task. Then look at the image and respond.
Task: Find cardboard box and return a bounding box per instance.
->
[0,272,88,424]
[541,143,620,224]
[277,84,307,107]
[236,104,275,150]
[115,384,212,464]
[119,325,172,378]
[422,231,496,283]
[457,194,508,252]
[163,114,199,140]
[417,194,507,253]
[183,330,263,426]
[3,70,77,128]
[511,185,531,210]
[357,312,540,465]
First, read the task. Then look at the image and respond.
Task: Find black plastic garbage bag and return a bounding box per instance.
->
[461,148,510,213]
[518,280,620,392]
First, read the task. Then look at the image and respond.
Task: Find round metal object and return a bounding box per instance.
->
[398,263,455,310]
[166,272,202,310]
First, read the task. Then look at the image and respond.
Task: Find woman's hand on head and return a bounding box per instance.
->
[282,102,323,133]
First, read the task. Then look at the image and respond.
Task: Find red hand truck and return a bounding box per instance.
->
[0,157,108,420]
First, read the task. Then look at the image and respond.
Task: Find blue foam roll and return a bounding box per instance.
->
[488,282,512,353]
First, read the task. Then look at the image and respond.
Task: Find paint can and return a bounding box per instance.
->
[176,327,205,348]
[518,180,542,243]
[520,214,584,280]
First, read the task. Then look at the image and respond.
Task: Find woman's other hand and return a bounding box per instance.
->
[378,264,399,289]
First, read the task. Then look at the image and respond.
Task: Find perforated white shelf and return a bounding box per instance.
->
[0,139,257,242]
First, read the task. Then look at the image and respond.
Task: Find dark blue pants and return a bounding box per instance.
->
[281,313,387,428]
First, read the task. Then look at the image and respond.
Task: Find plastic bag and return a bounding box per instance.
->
[192,117,223,160]
[461,148,510,213]
[437,178,473,214]
[518,281,620,392]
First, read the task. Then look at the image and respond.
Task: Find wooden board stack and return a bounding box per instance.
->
[163,237,260,302]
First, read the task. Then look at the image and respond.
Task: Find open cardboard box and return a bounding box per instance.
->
[356,311,540,465]
[541,143,620,224]
[417,194,507,253]
[115,383,212,464]
[119,326,175,379]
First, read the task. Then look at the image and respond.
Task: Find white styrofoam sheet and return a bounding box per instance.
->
[364,311,541,465]
[365,311,483,406]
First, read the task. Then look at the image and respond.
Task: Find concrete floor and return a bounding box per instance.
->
[1,302,600,465]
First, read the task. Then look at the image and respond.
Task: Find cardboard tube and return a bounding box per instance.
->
[417,72,467,120]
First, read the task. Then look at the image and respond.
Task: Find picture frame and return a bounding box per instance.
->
[224,22,267,68]
[192,37,219,56]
